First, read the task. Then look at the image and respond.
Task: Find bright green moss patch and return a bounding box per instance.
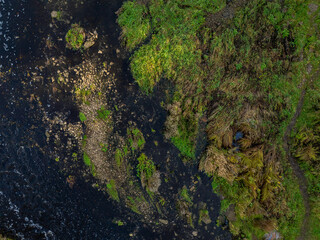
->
[119,0,224,94]
[117,1,151,51]
[127,128,145,151]
[136,153,155,180]
[106,179,120,202]
[83,152,91,166]
[171,135,195,159]
[83,152,96,176]
[79,112,87,122]
[180,186,192,204]
[97,106,111,120]
[198,208,211,225]
[65,24,85,50]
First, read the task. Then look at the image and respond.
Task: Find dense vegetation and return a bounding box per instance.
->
[118,0,319,239]
[292,65,320,239]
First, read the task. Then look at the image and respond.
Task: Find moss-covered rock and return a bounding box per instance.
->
[65,24,85,50]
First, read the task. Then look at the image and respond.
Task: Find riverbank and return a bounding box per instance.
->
[117,0,320,239]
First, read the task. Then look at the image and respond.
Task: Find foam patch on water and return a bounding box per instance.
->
[0,0,27,69]
[0,191,55,239]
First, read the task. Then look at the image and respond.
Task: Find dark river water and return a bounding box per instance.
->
[0,0,231,239]
[0,1,138,238]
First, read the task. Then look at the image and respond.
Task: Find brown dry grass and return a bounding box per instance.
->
[199,146,239,182]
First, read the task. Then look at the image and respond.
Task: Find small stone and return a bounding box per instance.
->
[98,50,102,54]
[45,131,50,138]
[83,41,94,49]
[192,231,198,237]
[159,219,168,225]
[51,11,58,18]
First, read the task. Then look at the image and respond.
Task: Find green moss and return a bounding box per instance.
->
[114,220,124,226]
[115,148,124,167]
[119,0,224,94]
[180,186,192,204]
[75,88,91,103]
[72,152,78,161]
[127,196,144,214]
[100,143,108,152]
[127,128,145,151]
[79,112,87,122]
[65,24,85,50]
[83,152,96,176]
[106,179,120,202]
[82,135,87,147]
[198,207,211,225]
[171,135,195,159]
[117,1,151,51]
[97,106,111,120]
[136,153,155,180]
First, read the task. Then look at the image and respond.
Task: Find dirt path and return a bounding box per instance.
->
[283,88,310,240]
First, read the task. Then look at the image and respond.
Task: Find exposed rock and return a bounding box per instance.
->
[51,11,58,18]
[83,30,98,49]
[159,219,168,225]
[146,171,161,193]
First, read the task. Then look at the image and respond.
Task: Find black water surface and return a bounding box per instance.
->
[0,1,135,239]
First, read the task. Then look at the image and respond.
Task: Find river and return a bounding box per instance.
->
[0,0,231,239]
